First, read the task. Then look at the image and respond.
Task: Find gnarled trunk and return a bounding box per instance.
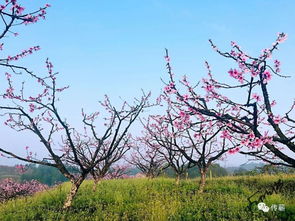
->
[146,171,155,179]
[175,174,180,185]
[198,169,207,193]
[92,177,102,192]
[63,176,85,210]
[147,175,154,179]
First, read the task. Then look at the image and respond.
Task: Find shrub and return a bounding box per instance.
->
[0,178,48,202]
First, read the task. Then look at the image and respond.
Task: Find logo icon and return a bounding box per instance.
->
[258,202,285,212]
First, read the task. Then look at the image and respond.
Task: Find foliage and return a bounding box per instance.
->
[0,175,294,220]
[0,165,20,180]
[234,164,295,176]
[20,164,68,186]
[0,178,47,202]
[188,163,228,178]
[163,163,228,178]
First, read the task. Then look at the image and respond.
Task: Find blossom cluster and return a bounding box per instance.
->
[0,0,50,24]
[161,33,294,166]
[104,165,130,180]
[0,178,48,202]
[7,46,40,62]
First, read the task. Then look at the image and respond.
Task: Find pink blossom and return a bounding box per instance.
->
[271,100,277,107]
[252,93,261,102]
[182,94,189,101]
[250,137,263,148]
[193,133,201,139]
[262,136,272,145]
[0,179,47,202]
[179,111,190,124]
[251,69,259,77]
[274,59,281,72]
[230,50,237,57]
[261,48,272,59]
[228,147,239,154]
[220,130,232,140]
[277,32,288,43]
[228,69,244,83]
[173,120,184,130]
[29,103,36,112]
[241,139,249,146]
[230,41,237,47]
[204,84,214,92]
[272,115,286,125]
[164,82,176,94]
[14,4,25,15]
[262,70,271,83]
[202,78,216,93]
[248,132,255,140]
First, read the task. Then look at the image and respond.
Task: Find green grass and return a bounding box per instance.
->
[0,174,294,221]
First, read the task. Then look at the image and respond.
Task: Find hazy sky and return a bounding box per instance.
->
[1,0,294,166]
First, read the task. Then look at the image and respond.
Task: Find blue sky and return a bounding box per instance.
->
[1,0,295,166]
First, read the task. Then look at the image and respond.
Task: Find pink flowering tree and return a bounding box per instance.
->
[127,139,168,179]
[104,164,130,180]
[89,146,131,190]
[0,1,151,209]
[90,152,130,190]
[0,64,149,208]
[163,33,295,168]
[0,178,47,202]
[0,0,50,73]
[141,118,195,184]
[145,101,235,192]
[0,64,150,208]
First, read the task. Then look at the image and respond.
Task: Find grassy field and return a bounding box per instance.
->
[0,175,294,221]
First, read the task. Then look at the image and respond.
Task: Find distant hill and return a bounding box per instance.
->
[126,167,141,176]
[226,162,265,175]
[0,165,20,180]
[240,162,265,170]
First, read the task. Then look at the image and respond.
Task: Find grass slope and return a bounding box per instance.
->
[0,175,294,221]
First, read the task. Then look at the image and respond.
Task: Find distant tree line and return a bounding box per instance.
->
[20,164,80,186]
[15,163,229,186]
[163,164,228,179]
[233,164,295,176]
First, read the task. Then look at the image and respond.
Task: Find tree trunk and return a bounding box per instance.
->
[198,170,207,193]
[175,174,180,185]
[92,177,102,192]
[63,176,84,210]
[147,172,155,179]
[147,175,154,179]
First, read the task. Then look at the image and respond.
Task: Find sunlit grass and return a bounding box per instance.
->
[0,175,294,220]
